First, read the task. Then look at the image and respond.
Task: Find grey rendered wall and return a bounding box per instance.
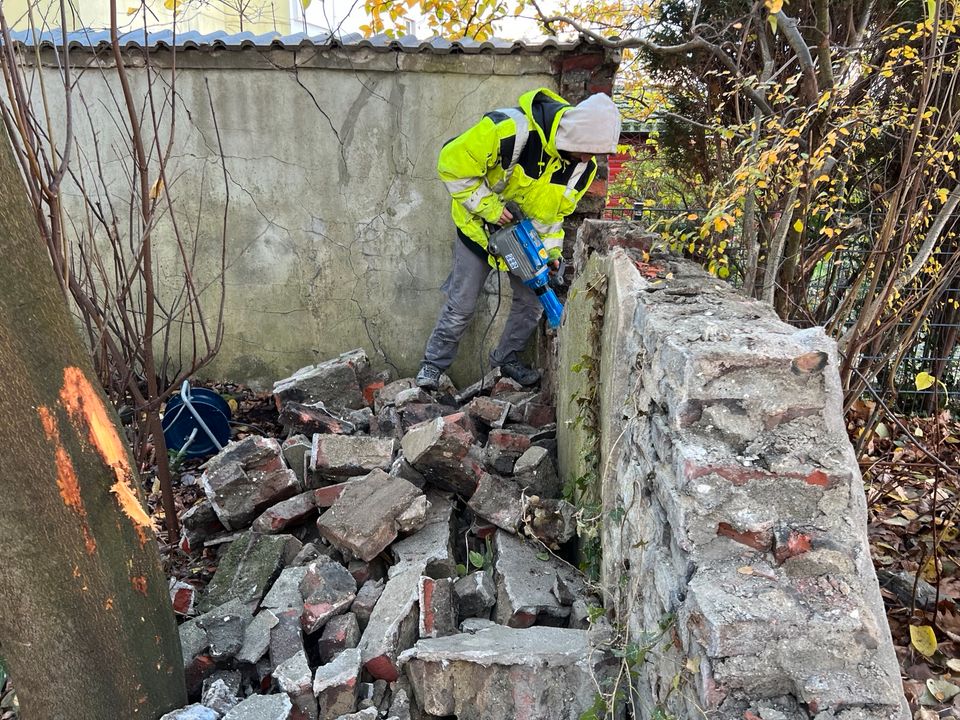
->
[22,46,576,387]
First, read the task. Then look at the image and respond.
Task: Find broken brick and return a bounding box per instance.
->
[774,527,813,564]
[716,522,772,552]
[251,491,318,534]
[419,576,457,638]
[319,612,361,663]
[316,469,424,562]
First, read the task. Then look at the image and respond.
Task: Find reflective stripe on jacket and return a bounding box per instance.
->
[437,87,598,269]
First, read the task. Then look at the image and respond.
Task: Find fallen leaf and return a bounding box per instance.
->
[926,678,960,702]
[911,625,938,657]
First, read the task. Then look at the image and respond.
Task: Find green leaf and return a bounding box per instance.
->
[456,563,467,577]
[915,371,936,390]
[535,551,550,561]
[925,0,936,22]
[468,550,485,569]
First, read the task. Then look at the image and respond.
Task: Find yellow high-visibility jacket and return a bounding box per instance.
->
[438,87,598,269]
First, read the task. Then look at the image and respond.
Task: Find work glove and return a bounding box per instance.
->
[547,247,563,273]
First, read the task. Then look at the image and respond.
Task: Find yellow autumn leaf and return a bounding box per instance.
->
[126,6,139,14]
[915,371,936,390]
[713,217,728,232]
[910,624,938,657]
[793,219,804,232]
[937,188,949,203]
[686,213,699,221]
[764,0,783,13]
[301,0,312,8]
[149,177,164,200]
[163,0,180,9]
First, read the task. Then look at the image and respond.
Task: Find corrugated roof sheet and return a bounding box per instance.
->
[6,28,582,55]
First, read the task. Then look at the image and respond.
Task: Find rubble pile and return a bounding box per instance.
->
[164,349,612,720]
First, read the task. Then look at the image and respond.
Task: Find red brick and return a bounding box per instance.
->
[716,522,772,552]
[364,653,400,682]
[171,582,195,615]
[587,81,614,94]
[363,380,385,407]
[774,529,812,564]
[559,52,603,72]
[464,396,509,424]
[313,481,352,507]
[487,429,532,454]
[587,178,608,197]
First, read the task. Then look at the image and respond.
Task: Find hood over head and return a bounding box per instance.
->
[554,93,622,154]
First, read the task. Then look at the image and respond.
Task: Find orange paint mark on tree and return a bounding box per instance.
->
[59,367,155,544]
[131,575,148,595]
[37,405,98,555]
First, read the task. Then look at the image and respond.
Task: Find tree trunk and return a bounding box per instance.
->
[0,120,185,716]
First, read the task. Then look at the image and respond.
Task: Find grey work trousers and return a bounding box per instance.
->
[423,237,543,371]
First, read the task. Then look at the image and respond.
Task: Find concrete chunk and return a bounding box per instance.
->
[200,531,291,612]
[179,499,224,553]
[310,435,397,477]
[374,378,416,412]
[467,473,523,533]
[252,491,318,534]
[261,566,309,612]
[317,469,424,562]
[454,571,496,619]
[358,568,421,681]
[202,671,241,715]
[390,492,456,578]
[275,649,317,720]
[272,349,370,411]
[319,612,361,663]
[398,625,612,720]
[483,429,531,475]
[314,646,362,718]
[237,609,278,664]
[195,599,253,662]
[332,709,377,720]
[270,607,305,669]
[513,446,560,498]
[281,434,312,487]
[299,559,357,634]
[222,694,293,720]
[493,530,585,627]
[160,705,219,720]
[401,414,478,495]
[350,579,385,629]
[202,437,300,530]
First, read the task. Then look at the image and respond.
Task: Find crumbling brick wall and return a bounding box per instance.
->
[557,220,909,720]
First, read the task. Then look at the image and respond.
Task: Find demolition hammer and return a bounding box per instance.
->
[486,202,565,329]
